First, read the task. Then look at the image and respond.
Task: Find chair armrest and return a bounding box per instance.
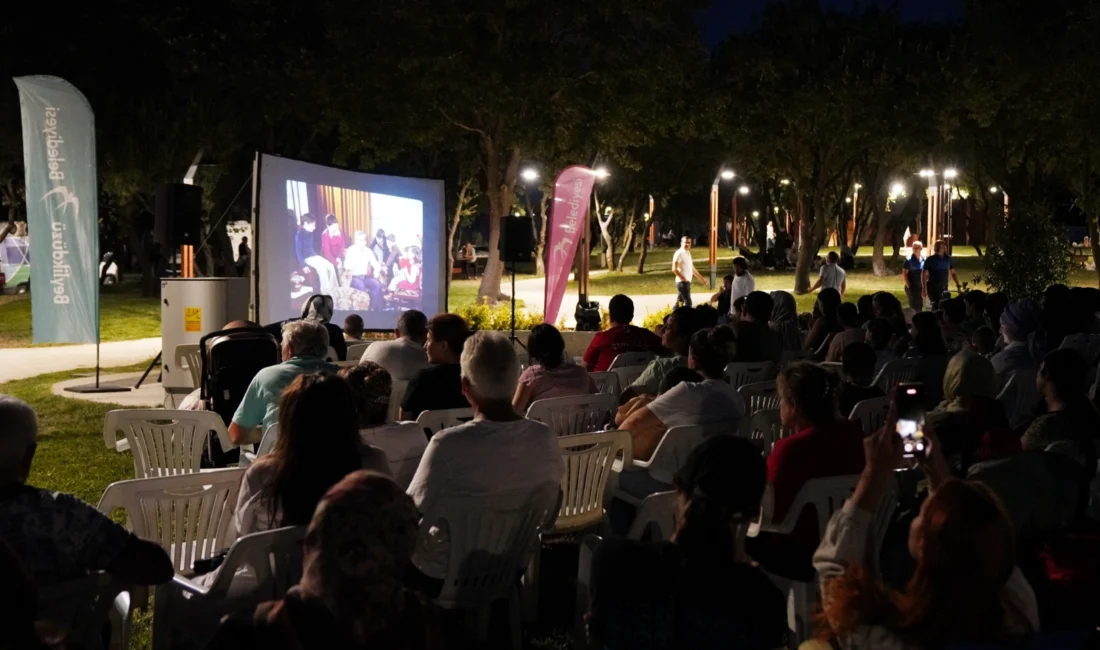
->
[171,573,214,599]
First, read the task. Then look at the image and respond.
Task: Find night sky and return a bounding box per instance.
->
[701,0,962,45]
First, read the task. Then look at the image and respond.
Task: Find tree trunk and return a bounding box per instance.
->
[794,196,817,293]
[616,211,637,272]
[446,177,474,288]
[476,143,521,303]
[636,232,648,274]
[597,211,614,271]
[871,199,889,277]
[534,193,548,276]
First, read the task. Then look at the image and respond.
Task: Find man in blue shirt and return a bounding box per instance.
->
[922,239,960,310]
[901,241,925,311]
[228,319,334,445]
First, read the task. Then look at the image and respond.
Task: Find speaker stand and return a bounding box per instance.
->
[508,259,527,352]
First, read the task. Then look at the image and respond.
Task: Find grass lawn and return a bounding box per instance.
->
[0,282,160,348]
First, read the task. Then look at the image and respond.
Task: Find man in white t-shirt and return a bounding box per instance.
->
[728,256,755,320]
[810,250,847,295]
[407,331,563,582]
[671,236,708,308]
[360,309,430,380]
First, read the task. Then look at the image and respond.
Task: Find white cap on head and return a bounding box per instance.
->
[0,395,37,480]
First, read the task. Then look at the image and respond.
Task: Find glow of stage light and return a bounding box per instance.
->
[520,168,539,182]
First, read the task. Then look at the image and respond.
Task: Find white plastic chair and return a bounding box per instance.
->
[173,344,202,389]
[346,341,372,361]
[872,357,920,393]
[998,368,1040,430]
[625,490,677,541]
[102,409,233,479]
[325,345,339,362]
[153,526,306,650]
[37,573,128,650]
[1060,333,1100,366]
[553,430,632,534]
[419,482,559,648]
[738,380,779,416]
[525,393,618,437]
[848,396,892,435]
[415,407,475,439]
[388,379,408,423]
[608,351,657,370]
[740,408,787,456]
[614,422,733,507]
[724,361,775,389]
[590,371,621,397]
[611,364,649,390]
[239,424,278,469]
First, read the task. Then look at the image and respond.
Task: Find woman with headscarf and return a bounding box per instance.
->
[804,288,843,355]
[991,298,1042,387]
[769,290,803,353]
[262,294,348,361]
[926,348,1019,474]
[209,471,442,650]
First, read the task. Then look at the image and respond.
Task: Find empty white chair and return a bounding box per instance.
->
[740,408,786,456]
[848,396,892,435]
[346,341,372,361]
[724,361,775,389]
[388,379,408,423]
[998,368,1040,430]
[611,364,649,390]
[173,343,202,389]
[590,371,622,397]
[554,430,632,534]
[738,380,779,416]
[625,490,677,541]
[153,526,306,649]
[102,409,233,479]
[608,351,657,370]
[525,393,618,437]
[872,357,920,393]
[415,406,475,439]
[1060,333,1100,366]
[421,482,559,648]
[239,424,278,469]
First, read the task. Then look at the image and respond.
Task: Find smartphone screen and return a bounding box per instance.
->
[895,383,926,459]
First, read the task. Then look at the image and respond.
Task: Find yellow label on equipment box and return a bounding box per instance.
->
[184,307,202,332]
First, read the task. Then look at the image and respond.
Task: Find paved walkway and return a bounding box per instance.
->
[509,274,677,327]
[0,338,161,383]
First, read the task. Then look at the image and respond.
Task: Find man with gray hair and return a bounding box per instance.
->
[228,319,334,444]
[406,331,563,587]
[0,395,172,586]
[359,309,430,380]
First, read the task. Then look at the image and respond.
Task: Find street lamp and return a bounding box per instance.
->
[943,168,958,180]
[779,179,791,186]
[710,168,736,286]
[890,182,906,198]
[738,185,750,195]
[520,168,539,183]
[594,166,610,179]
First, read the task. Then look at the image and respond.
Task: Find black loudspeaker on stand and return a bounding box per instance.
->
[155,183,203,272]
[499,217,535,347]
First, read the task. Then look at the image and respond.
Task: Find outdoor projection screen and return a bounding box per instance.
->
[255,154,446,327]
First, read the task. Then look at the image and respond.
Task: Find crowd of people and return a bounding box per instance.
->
[2,273,1100,648]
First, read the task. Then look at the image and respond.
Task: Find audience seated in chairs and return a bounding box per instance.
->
[582,295,665,373]
[837,342,885,420]
[865,318,898,376]
[342,363,427,490]
[513,323,597,413]
[360,309,430,382]
[992,298,1042,388]
[804,288,843,355]
[179,318,260,411]
[0,395,172,588]
[903,312,949,409]
[615,367,703,428]
[816,422,1039,650]
[694,303,721,329]
[588,436,788,650]
[235,373,387,538]
[626,307,701,398]
[745,362,864,582]
[871,291,909,354]
[407,331,564,593]
[343,314,365,342]
[856,294,874,326]
[264,294,347,362]
[210,471,443,650]
[619,327,745,462]
[961,289,990,335]
[770,290,803,353]
[940,297,968,352]
[735,291,781,364]
[399,313,471,420]
[826,303,867,363]
[969,325,997,358]
[0,537,53,650]
[229,319,334,445]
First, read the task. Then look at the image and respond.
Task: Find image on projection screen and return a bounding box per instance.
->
[285,180,424,315]
[256,154,445,328]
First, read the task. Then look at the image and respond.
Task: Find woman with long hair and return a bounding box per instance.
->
[804,288,843,354]
[770,290,803,352]
[871,292,909,352]
[904,312,950,408]
[817,418,1038,650]
[588,436,788,650]
[235,373,370,535]
[512,323,595,413]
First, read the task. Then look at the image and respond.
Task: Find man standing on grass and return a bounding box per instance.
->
[902,241,926,311]
[809,250,847,296]
[672,236,708,308]
[727,257,755,321]
[922,239,960,310]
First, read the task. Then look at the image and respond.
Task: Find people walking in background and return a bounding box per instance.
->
[672,236,709,308]
[810,251,847,296]
[902,241,925,311]
[727,257,755,320]
[923,239,960,309]
[236,236,251,276]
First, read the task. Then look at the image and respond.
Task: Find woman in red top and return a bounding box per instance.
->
[582,294,664,372]
[746,361,866,581]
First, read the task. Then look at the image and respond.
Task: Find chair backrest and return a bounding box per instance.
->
[416,407,476,439]
[200,526,306,602]
[812,333,835,361]
[97,468,245,574]
[755,474,861,539]
[998,368,1040,430]
[325,346,339,362]
[608,351,657,371]
[388,379,408,423]
[645,422,734,484]
[724,361,775,390]
[872,358,921,393]
[737,380,779,416]
[102,409,231,478]
[848,396,892,435]
[346,341,372,361]
[173,344,203,389]
[555,431,632,533]
[611,364,649,390]
[201,328,281,427]
[422,482,559,609]
[739,409,787,456]
[626,491,677,541]
[590,371,622,397]
[1060,333,1100,366]
[525,393,618,437]
[36,573,124,650]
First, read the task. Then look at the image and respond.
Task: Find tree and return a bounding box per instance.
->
[447,176,480,289]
